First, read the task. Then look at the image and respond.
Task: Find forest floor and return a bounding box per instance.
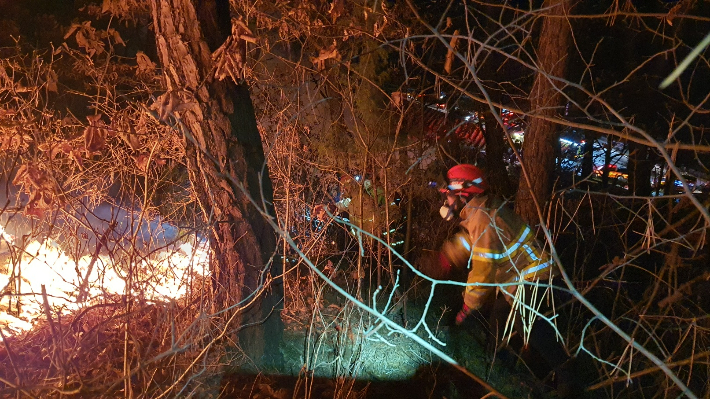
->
[219,276,547,399]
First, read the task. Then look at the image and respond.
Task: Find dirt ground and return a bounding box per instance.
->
[218,281,544,399]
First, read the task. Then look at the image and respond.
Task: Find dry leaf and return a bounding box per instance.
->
[12,164,60,219]
[390,91,403,108]
[0,132,32,152]
[444,29,460,75]
[46,70,58,93]
[373,16,388,38]
[25,192,50,218]
[70,150,84,169]
[311,41,340,71]
[150,91,196,121]
[107,28,125,46]
[23,196,44,218]
[63,23,81,40]
[87,114,103,125]
[134,153,149,172]
[135,51,156,75]
[47,140,84,169]
[75,31,92,56]
[134,153,165,172]
[101,0,135,18]
[329,0,345,23]
[84,126,105,153]
[66,21,105,57]
[120,124,141,150]
[101,0,113,13]
[53,142,73,157]
[84,114,107,154]
[212,17,254,83]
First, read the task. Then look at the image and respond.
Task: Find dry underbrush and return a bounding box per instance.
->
[0,289,230,398]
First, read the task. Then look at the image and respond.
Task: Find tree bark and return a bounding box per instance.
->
[481,109,514,199]
[580,132,595,180]
[628,144,652,196]
[150,0,282,368]
[515,0,572,225]
[601,135,612,187]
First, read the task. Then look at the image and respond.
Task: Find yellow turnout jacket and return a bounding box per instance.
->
[441,195,557,310]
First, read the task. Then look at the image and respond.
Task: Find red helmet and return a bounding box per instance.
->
[446,164,487,196]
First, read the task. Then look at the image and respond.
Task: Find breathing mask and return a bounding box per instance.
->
[439,193,466,221]
[439,202,454,221]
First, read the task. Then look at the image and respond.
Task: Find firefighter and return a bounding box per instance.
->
[335,175,403,250]
[436,164,556,324]
[434,164,585,397]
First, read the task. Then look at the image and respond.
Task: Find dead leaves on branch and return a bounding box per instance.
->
[213,18,256,83]
[42,139,84,170]
[33,111,167,174]
[134,153,166,173]
[135,51,156,76]
[85,112,168,172]
[329,0,345,23]
[76,0,150,21]
[149,91,198,122]
[1,53,167,176]
[311,41,341,71]
[64,21,125,58]
[98,0,150,21]
[0,32,171,221]
[33,115,110,170]
[46,70,59,93]
[84,114,108,155]
[12,164,62,219]
[0,131,33,152]
[64,21,105,58]
[1,59,53,94]
[0,109,33,152]
[115,117,141,151]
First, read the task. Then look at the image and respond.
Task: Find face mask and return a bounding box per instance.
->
[439,202,454,221]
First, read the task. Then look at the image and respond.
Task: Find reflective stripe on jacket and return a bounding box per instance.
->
[440,195,556,310]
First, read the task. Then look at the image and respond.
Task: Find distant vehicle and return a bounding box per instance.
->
[594,164,628,183]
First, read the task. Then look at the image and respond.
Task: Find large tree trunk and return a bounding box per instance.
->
[150,0,282,367]
[580,132,595,180]
[515,0,572,225]
[481,109,514,199]
[628,144,652,196]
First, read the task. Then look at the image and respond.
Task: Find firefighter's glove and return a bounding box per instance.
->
[455,303,472,326]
